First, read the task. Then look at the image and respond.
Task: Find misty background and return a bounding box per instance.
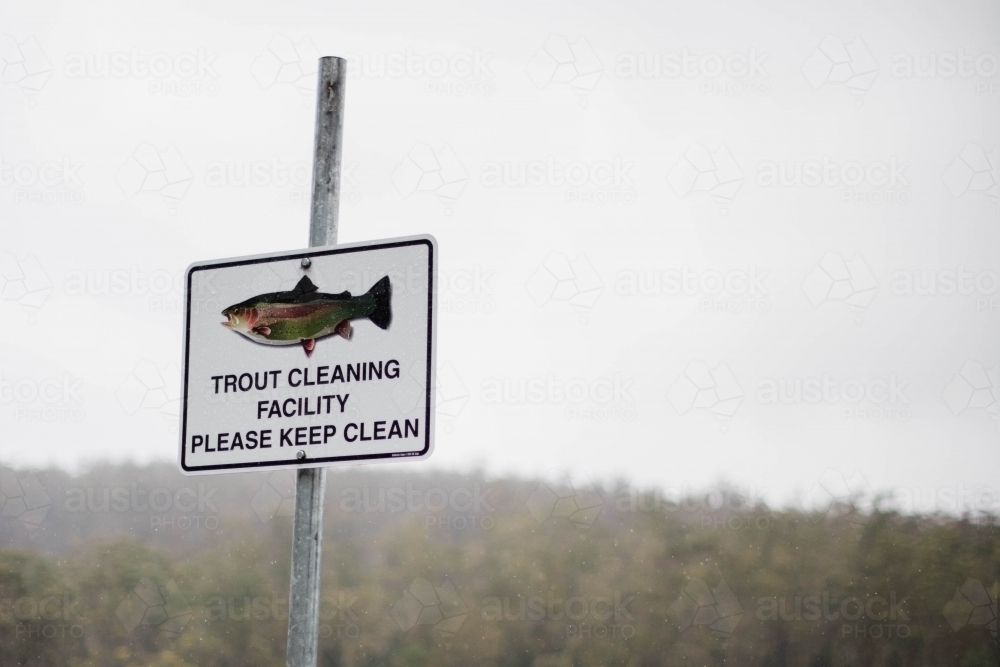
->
[1,1,1000,665]
[2,2,999,520]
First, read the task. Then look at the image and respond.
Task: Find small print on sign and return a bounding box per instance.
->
[178,235,437,475]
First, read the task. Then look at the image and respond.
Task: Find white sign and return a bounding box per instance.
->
[179,235,437,475]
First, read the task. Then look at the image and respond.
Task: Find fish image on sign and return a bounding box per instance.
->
[220,275,392,357]
[178,235,437,475]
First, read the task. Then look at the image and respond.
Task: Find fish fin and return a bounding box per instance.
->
[335,320,353,340]
[252,326,271,336]
[366,276,392,330]
[291,276,319,296]
[301,338,315,356]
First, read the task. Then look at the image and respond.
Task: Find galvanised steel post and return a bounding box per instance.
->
[287,55,346,667]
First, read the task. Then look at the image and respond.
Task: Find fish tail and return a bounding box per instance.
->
[366,276,392,329]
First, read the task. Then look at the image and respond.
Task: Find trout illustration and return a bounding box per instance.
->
[221,275,391,356]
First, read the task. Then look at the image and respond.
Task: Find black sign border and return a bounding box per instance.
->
[180,238,434,473]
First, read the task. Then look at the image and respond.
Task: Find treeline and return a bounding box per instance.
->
[0,463,996,666]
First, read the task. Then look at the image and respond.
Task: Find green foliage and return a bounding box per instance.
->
[0,464,995,666]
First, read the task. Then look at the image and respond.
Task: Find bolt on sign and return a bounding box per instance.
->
[178,235,437,475]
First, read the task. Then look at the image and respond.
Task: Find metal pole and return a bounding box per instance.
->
[287,56,346,667]
[308,57,347,249]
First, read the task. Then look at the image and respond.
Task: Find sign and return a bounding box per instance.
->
[179,235,437,475]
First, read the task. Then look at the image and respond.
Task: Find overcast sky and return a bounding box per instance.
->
[1,0,998,512]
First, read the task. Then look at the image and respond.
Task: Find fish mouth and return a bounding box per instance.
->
[221,313,236,328]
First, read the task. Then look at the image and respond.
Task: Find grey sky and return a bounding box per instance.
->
[2,0,998,514]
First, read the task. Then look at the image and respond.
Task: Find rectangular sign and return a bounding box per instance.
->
[179,235,436,475]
